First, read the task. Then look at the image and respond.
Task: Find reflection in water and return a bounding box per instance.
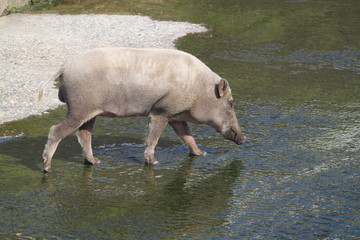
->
[36,155,243,239]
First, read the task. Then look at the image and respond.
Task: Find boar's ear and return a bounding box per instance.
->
[215,79,229,98]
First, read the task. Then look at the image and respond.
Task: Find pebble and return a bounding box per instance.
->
[0,14,206,124]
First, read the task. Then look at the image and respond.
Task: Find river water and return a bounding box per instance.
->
[1,0,359,239]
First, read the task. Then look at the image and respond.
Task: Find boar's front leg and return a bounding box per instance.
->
[144,115,168,164]
[76,117,100,165]
[169,121,206,156]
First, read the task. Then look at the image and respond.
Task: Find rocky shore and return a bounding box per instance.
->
[0,13,206,124]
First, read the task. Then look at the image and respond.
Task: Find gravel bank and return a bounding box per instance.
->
[0,14,206,124]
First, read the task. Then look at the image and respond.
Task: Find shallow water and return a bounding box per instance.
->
[1,0,360,239]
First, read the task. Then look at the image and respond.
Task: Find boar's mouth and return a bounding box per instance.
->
[225,127,245,145]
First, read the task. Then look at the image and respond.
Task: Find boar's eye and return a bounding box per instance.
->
[229,100,234,108]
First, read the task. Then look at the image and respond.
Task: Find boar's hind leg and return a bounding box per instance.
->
[144,115,168,165]
[169,121,206,156]
[43,115,85,172]
[76,117,100,165]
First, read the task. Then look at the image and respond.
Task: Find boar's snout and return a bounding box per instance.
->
[225,127,246,145]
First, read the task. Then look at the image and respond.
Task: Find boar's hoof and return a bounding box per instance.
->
[189,150,207,156]
[84,157,101,165]
[145,157,159,165]
[146,160,159,165]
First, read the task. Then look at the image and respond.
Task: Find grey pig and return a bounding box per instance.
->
[39,48,245,172]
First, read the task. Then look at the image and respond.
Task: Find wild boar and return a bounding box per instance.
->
[40,48,245,172]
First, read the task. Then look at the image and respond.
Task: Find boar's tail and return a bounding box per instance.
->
[38,66,65,102]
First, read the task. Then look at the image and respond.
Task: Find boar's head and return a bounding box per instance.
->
[191,78,246,145]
